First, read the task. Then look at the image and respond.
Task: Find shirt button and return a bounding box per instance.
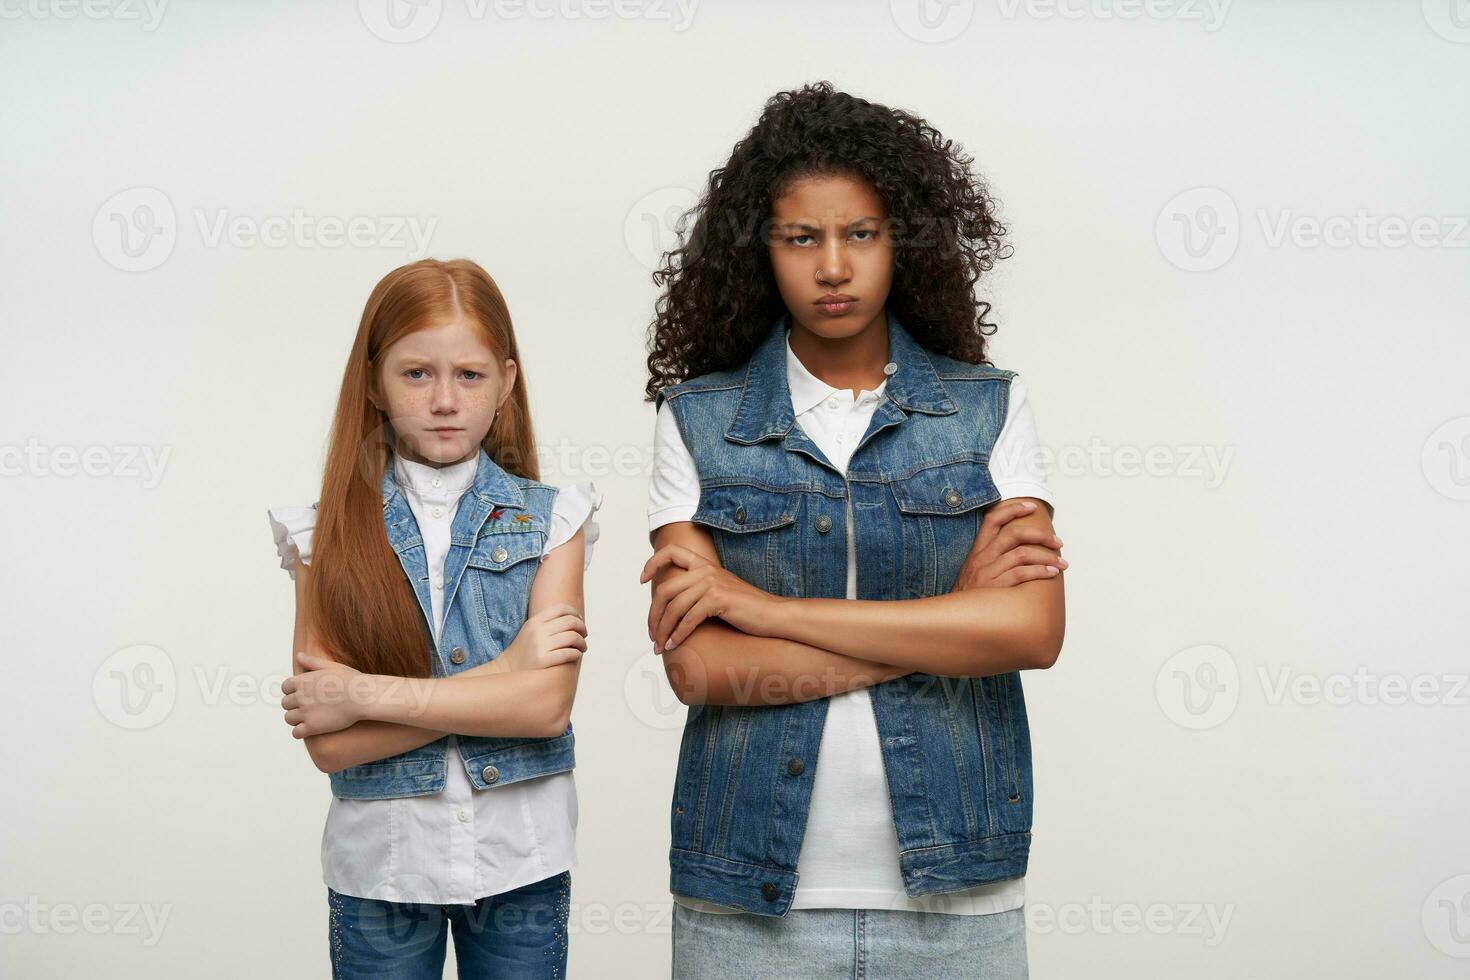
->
[944,489,963,508]
[814,515,833,534]
[491,545,508,563]
[787,757,805,776]
[761,882,779,902]
[456,809,469,823]
[432,477,443,488]
[826,397,839,409]
[450,646,467,665]
[481,765,500,785]
[431,506,444,518]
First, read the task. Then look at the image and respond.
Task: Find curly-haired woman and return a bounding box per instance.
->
[641,82,1066,978]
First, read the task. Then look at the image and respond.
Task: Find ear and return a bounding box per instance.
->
[365,360,384,411]
[498,358,518,412]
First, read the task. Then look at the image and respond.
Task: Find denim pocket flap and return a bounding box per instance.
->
[692,485,797,533]
[892,458,999,515]
[465,530,544,570]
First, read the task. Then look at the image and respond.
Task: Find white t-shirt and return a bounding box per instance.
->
[268,450,602,905]
[648,328,1052,916]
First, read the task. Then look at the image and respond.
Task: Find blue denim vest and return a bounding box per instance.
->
[655,312,1033,915]
[326,447,575,801]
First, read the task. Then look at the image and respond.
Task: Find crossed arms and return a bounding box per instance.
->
[642,498,1066,706]
[278,530,589,773]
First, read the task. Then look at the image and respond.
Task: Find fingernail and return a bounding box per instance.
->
[665,638,676,650]
[1046,566,1058,574]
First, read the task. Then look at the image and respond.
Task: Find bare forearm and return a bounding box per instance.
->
[360,665,574,739]
[769,584,1064,677]
[305,721,446,774]
[301,657,520,771]
[663,619,908,706]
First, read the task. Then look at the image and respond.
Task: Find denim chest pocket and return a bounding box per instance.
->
[890,457,999,598]
[462,528,545,649]
[691,484,800,594]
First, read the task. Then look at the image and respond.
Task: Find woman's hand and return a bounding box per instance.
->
[495,603,587,672]
[640,544,788,652]
[953,498,1067,590]
[280,652,369,738]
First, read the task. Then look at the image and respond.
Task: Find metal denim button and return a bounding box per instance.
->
[481,765,500,784]
[761,882,779,902]
[450,646,467,665]
[944,489,963,508]
[814,515,832,534]
[734,506,746,524]
[883,362,897,376]
[491,545,508,563]
[787,757,805,776]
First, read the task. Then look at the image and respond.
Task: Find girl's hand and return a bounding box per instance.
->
[280,652,369,738]
[953,498,1067,590]
[496,604,587,672]
[640,544,786,652]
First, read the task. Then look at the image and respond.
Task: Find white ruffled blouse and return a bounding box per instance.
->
[267,451,601,904]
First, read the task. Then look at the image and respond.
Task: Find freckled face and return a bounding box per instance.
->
[767,172,895,340]
[372,317,516,466]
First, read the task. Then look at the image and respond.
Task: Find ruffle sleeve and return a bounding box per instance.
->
[266,504,318,581]
[542,482,603,571]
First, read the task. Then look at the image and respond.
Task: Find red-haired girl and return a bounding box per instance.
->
[269,258,598,979]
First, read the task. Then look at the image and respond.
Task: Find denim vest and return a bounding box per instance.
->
[326,447,575,801]
[655,312,1033,915]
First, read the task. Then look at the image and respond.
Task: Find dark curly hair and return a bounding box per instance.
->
[644,81,1011,401]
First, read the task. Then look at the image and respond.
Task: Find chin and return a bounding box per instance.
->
[400,437,468,465]
[794,308,873,338]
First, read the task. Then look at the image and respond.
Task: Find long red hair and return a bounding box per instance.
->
[307,259,539,677]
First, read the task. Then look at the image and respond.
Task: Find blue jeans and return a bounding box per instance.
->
[326,871,570,979]
[672,903,1028,979]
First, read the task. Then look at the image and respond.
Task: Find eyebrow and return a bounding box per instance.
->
[394,355,496,370]
[773,216,882,233]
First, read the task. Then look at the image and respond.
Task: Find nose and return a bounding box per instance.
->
[430,375,457,415]
[816,238,851,288]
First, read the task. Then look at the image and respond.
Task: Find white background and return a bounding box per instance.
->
[3,0,1468,976]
